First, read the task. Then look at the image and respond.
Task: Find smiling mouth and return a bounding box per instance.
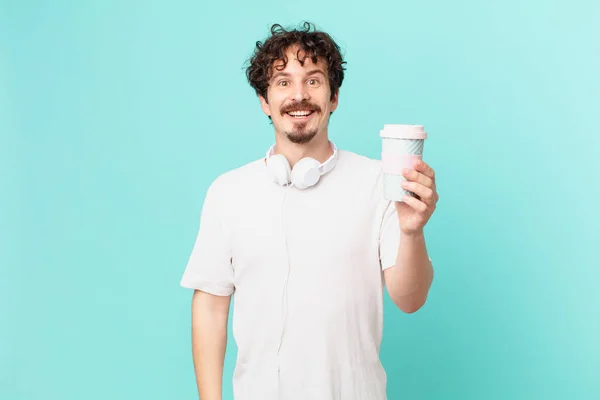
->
[285,110,315,119]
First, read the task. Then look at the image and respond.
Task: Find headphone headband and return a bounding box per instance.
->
[265,141,338,189]
[265,141,338,170]
[318,142,338,175]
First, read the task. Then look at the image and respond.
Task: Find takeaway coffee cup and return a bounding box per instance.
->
[380,124,428,202]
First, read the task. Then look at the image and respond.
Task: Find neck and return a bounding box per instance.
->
[272,133,333,168]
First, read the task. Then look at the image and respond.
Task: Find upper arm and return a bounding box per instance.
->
[378,200,400,272]
[192,289,231,318]
[180,176,235,296]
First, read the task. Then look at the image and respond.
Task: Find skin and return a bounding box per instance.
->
[385,161,437,313]
[190,44,439,399]
[258,46,339,168]
[190,290,230,400]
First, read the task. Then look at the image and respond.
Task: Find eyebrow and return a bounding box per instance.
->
[271,69,327,80]
[306,69,326,78]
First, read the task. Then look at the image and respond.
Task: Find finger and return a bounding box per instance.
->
[401,181,436,206]
[402,168,433,188]
[414,160,435,183]
[401,193,429,213]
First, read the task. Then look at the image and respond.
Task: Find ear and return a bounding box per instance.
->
[330,90,339,113]
[259,95,271,117]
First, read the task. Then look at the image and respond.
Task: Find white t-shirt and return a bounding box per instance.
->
[181,149,402,400]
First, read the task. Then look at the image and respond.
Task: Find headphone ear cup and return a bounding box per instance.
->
[291,157,321,190]
[266,154,292,186]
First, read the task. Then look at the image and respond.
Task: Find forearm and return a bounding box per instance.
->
[191,290,230,400]
[385,231,434,313]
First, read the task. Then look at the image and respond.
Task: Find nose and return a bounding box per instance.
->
[291,84,310,102]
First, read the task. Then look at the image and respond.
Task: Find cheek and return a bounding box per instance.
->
[269,91,286,105]
[318,92,332,109]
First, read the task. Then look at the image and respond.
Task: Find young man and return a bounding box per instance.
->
[180,22,439,400]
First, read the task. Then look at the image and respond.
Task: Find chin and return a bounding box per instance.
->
[286,129,318,145]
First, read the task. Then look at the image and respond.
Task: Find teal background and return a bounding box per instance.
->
[2,0,599,399]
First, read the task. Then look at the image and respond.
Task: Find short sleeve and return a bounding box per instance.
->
[378,200,401,271]
[180,177,234,296]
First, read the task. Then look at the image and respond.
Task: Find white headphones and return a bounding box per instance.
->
[265,141,338,190]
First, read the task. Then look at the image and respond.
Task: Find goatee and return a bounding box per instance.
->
[285,124,318,144]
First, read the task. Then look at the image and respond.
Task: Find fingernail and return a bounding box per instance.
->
[402,169,410,176]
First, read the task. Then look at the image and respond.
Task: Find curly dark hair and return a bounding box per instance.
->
[245,22,346,102]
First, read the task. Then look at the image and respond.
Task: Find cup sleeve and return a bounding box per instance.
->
[180,178,234,296]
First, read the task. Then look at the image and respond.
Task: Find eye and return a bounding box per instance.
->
[278,80,290,87]
[308,78,320,86]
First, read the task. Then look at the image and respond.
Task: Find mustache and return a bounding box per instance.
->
[280,100,321,114]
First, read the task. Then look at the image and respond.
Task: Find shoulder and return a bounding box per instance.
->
[336,149,383,181]
[338,149,381,167]
[334,149,390,209]
[206,157,265,197]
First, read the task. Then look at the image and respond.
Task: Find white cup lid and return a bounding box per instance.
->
[380,124,427,139]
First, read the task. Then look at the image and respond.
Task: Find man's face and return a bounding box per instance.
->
[259,47,339,144]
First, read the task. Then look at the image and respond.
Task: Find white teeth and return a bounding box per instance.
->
[288,111,312,117]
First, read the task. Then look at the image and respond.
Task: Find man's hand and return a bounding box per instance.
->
[395,159,439,236]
